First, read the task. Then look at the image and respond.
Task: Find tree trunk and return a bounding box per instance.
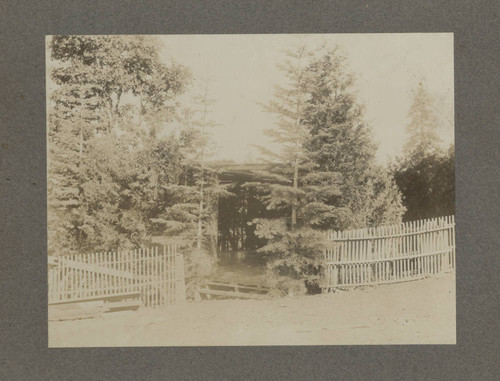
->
[154,173,159,201]
[196,178,204,251]
[291,88,302,229]
[79,125,83,159]
[115,90,122,115]
[291,157,299,228]
[196,85,210,252]
[138,93,145,129]
[214,186,219,257]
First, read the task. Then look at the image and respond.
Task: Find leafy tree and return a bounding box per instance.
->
[252,219,333,295]
[192,82,219,252]
[50,36,189,132]
[47,35,190,255]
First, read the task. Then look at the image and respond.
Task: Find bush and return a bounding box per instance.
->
[269,277,308,297]
[184,248,216,300]
[253,219,333,295]
[393,145,454,221]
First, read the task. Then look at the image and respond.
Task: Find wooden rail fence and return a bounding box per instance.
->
[48,245,186,308]
[324,216,455,290]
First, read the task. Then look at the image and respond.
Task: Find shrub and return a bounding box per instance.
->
[254,219,333,295]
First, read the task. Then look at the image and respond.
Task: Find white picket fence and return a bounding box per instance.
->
[324,216,455,289]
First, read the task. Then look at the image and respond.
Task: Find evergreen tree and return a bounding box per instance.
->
[248,45,406,293]
[403,83,442,162]
[151,82,232,299]
[155,81,226,250]
[259,44,315,228]
[303,47,405,229]
[247,45,341,294]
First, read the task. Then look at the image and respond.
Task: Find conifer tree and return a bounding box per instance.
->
[155,80,227,250]
[151,82,232,298]
[403,83,442,162]
[247,45,341,293]
[303,46,404,229]
[257,44,315,228]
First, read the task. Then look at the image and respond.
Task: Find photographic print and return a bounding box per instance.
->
[47,34,455,347]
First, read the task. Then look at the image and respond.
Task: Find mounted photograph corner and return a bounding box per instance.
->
[46,34,455,347]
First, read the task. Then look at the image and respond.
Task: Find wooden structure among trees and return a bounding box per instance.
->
[324,216,455,289]
[48,245,186,315]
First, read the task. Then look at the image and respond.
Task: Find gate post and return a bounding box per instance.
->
[367,240,373,282]
[442,230,450,272]
[332,265,338,287]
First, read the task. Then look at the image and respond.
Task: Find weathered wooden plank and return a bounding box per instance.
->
[49,291,141,305]
[55,256,136,281]
[104,299,142,312]
[324,247,454,265]
[327,223,453,242]
[207,281,269,292]
[199,288,269,300]
[48,300,105,321]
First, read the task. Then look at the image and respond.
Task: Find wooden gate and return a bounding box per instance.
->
[324,216,455,290]
[48,245,186,307]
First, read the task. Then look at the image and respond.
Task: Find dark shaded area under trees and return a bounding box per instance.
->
[392,84,455,221]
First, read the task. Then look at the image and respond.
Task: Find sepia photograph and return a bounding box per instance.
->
[46,33,455,347]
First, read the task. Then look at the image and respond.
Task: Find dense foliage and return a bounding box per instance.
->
[217,182,275,251]
[303,47,405,229]
[47,36,223,297]
[393,84,455,220]
[247,45,405,294]
[150,89,233,298]
[48,36,191,255]
[394,146,455,221]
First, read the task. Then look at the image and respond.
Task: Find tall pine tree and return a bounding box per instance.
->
[403,82,442,162]
[303,46,404,229]
[247,45,340,294]
[151,81,231,299]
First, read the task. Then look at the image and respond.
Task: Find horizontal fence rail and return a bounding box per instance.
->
[324,215,455,289]
[48,245,186,308]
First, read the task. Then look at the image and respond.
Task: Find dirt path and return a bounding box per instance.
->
[211,250,268,286]
[49,273,455,347]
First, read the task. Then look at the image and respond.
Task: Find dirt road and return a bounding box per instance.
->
[49,273,455,347]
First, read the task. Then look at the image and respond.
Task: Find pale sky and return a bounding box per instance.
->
[159,33,454,164]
